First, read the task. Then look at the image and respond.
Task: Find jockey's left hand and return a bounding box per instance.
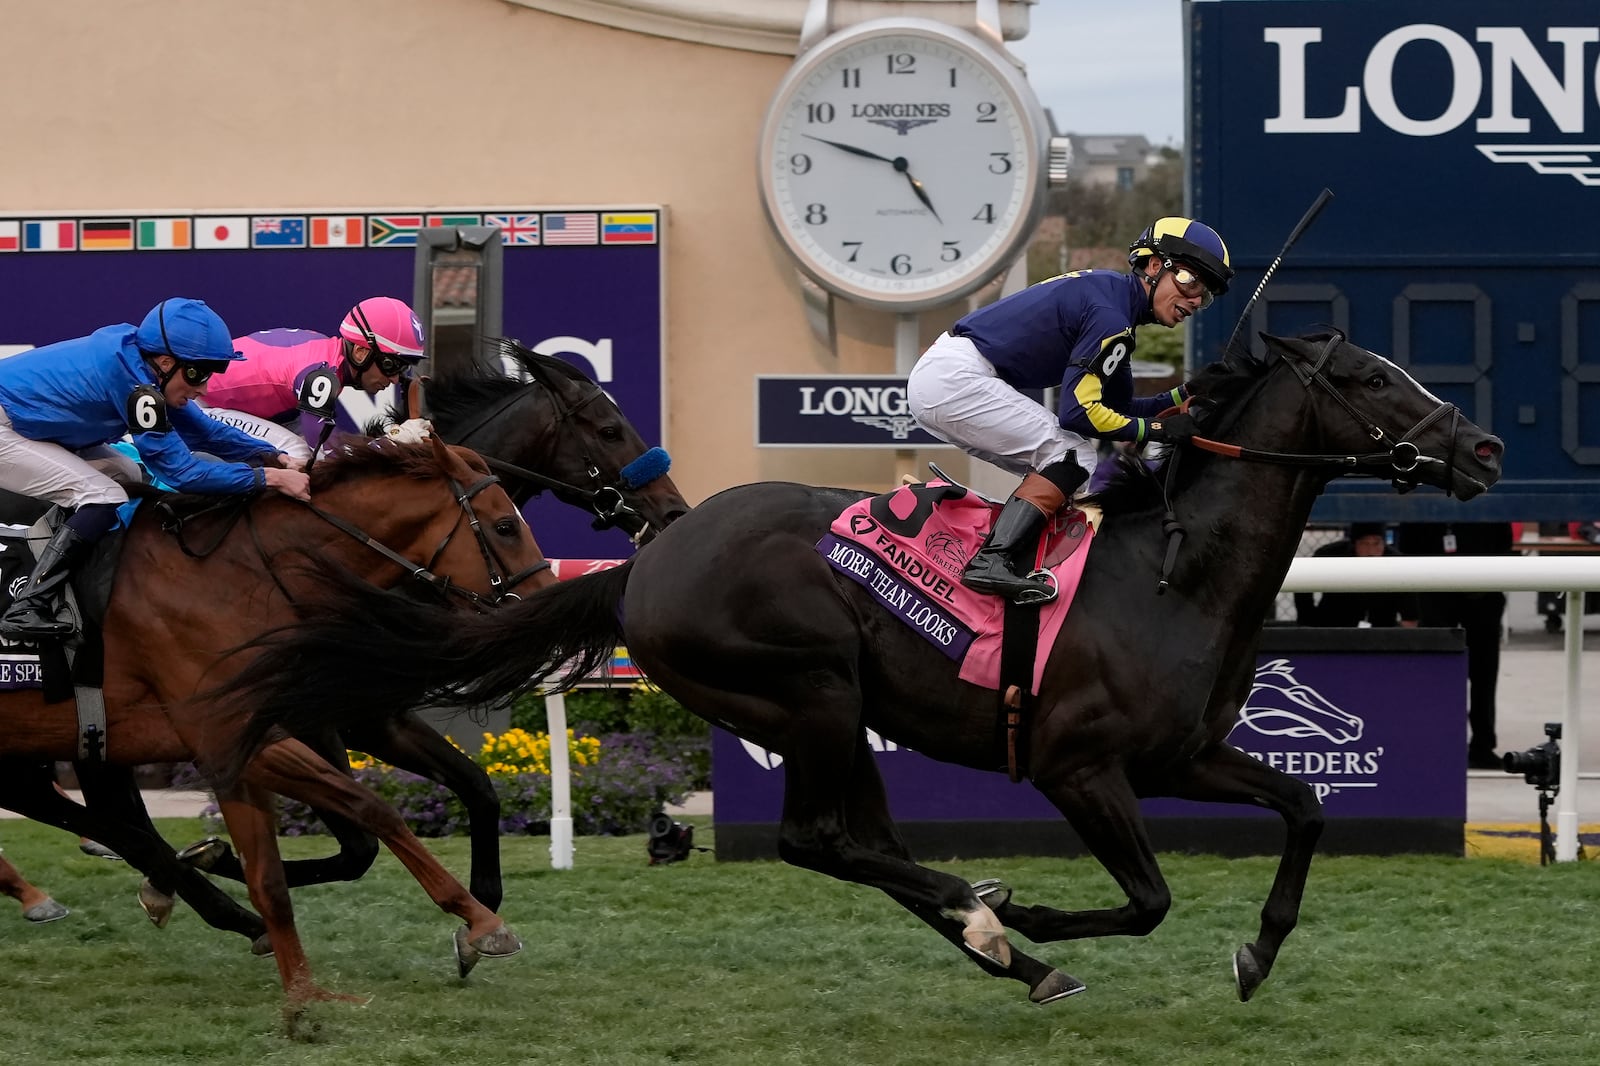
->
[1148,412,1200,445]
[271,452,307,471]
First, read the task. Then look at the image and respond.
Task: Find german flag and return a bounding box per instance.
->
[81,219,134,251]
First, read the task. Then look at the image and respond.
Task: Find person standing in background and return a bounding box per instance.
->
[1395,522,1515,770]
[1295,522,1419,628]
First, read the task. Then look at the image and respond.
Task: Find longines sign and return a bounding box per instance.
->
[755,375,947,448]
[1189,0,1600,522]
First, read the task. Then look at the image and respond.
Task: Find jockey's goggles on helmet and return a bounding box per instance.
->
[178,361,227,386]
[1167,261,1216,308]
[371,350,421,379]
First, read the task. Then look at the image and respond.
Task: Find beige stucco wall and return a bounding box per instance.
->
[0,0,1033,506]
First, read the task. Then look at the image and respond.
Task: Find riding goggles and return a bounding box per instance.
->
[178,361,227,386]
[1167,262,1215,308]
[372,351,422,379]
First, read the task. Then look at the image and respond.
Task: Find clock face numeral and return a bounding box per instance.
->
[762,27,1039,305]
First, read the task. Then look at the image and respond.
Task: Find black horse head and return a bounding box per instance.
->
[1177,329,1502,501]
[419,340,689,543]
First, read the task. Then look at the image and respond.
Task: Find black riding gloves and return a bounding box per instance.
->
[1147,412,1200,445]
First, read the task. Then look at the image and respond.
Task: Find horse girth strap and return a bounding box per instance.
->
[998,597,1042,784]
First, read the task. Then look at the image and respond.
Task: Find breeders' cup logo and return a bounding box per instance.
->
[1231,659,1381,802]
[7,575,26,600]
[923,530,965,575]
[1238,659,1364,742]
[1265,22,1600,187]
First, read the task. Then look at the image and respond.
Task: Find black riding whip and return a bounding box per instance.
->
[1221,187,1334,357]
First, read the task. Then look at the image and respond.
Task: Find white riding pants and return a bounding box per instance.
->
[0,405,139,508]
[906,332,1096,481]
[197,405,312,461]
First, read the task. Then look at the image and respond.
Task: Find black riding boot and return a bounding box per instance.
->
[0,524,91,641]
[962,497,1055,603]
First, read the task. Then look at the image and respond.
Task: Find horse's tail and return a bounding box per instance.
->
[210,557,633,785]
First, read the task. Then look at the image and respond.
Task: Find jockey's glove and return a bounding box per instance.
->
[1147,412,1200,445]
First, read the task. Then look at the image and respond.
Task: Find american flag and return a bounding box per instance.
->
[542,213,598,245]
[486,213,540,245]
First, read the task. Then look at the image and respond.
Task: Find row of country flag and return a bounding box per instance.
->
[0,211,658,252]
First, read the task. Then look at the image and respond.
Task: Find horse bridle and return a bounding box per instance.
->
[1152,331,1466,592]
[296,470,550,609]
[444,375,668,543]
[1186,331,1464,492]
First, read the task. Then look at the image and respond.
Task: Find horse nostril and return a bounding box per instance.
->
[1474,438,1502,461]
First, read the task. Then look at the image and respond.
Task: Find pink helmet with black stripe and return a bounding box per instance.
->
[339,297,425,361]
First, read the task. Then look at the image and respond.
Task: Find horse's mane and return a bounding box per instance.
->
[307,438,478,493]
[1086,331,1336,516]
[419,339,595,431]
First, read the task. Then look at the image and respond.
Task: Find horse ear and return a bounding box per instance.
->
[429,431,462,474]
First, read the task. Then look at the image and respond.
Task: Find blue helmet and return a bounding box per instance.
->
[1128,217,1234,295]
[134,298,245,366]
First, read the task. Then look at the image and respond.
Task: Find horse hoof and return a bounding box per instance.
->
[137,880,174,929]
[453,925,481,978]
[176,837,231,872]
[23,898,69,924]
[1233,943,1267,1002]
[971,878,1013,909]
[1029,969,1087,1004]
[959,927,1012,970]
[251,934,275,957]
[79,840,122,860]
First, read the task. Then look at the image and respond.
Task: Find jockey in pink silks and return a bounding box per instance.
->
[200,296,426,462]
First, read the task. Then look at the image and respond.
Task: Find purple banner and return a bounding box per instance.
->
[0,215,662,560]
[714,641,1467,824]
[817,533,974,659]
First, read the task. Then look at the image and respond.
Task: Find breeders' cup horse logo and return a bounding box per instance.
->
[1237,659,1364,743]
[922,530,965,575]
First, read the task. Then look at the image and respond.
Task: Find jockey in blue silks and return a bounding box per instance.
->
[0,297,311,640]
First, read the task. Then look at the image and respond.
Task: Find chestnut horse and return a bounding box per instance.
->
[139,338,692,912]
[0,434,552,1005]
[0,846,66,923]
[221,331,1502,1005]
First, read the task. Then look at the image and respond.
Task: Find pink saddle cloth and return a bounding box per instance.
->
[817,481,1093,693]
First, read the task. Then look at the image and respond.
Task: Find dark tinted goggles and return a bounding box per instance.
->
[179,362,227,386]
[372,350,420,378]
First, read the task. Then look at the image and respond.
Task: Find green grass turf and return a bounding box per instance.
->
[0,818,1596,1064]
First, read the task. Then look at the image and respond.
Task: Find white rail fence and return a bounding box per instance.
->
[1283,556,1600,862]
[541,556,1600,868]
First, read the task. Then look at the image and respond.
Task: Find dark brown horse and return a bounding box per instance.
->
[222,330,1504,1005]
[0,434,551,1004]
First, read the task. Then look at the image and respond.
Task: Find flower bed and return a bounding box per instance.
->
[177,724,706,838]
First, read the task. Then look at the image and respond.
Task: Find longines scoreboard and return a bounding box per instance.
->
[1189,0,1600,521]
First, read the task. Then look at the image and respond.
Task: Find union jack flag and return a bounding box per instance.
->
[486,214,540,245]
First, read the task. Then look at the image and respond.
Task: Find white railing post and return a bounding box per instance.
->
[545,691,573,870]
[1284,555,1600,863]
[1558,589,1583,861]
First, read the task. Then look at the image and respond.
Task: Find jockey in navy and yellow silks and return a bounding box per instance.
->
[0,298,311,641]
[907,216,1233,603]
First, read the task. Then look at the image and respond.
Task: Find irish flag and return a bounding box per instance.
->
[137,218,192,250]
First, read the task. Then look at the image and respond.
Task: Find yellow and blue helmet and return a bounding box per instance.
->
[1128,217,1234,295]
